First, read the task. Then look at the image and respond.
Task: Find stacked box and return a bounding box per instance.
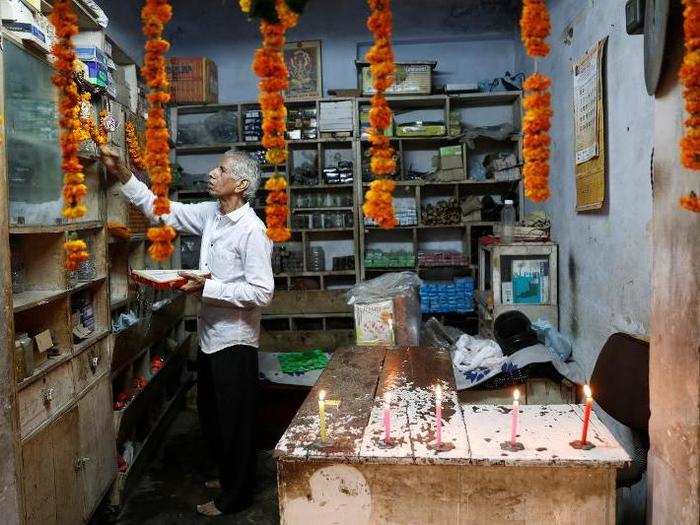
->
[167,57,219,105]
[244,110,263,142]
[420,277,475,314]
[365,202,416,227]
[364,249,415,269]
[272,246,304,274]
[323,160,353,185]
[418,250,470,268]
[332,256,355,271]
[287,108,317,140]
[320,101,353,133]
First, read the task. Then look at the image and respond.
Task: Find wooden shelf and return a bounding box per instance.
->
[291,207,354,212]
[17,352,73,391]
[274,270,356,278]
[10,220,104,235]
[13,289,67,313]
[73,329,111,355]
[108,233,146,245]
[289,184,354,190]
[362,179,521,187]
[296,228,354,233]
[69,275,107,294]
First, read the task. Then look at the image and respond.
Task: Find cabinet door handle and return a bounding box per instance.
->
[74,457,91,471]
[42,387,55,404]
[90,354,100,373]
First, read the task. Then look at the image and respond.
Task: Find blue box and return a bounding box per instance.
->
[76,46,107,66]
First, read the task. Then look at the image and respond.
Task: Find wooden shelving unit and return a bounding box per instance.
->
[0,14,190,523]
[170,90,523,344]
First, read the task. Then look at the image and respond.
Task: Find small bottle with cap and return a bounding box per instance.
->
[501,199,516,243]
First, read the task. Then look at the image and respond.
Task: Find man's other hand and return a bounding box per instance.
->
[100,145,132,184]
[179,271,206,296]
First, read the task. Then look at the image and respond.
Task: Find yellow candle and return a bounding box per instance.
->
[318,389,327,441]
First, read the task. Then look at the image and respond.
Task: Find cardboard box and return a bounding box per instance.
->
[167,57,219,105]
[0,0,33,23]
[435,168,466,182]
[2,19,48,52]
[358,61,435,96]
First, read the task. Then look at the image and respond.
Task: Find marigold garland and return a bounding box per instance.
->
[679,0,700,212]
[520,0,552,204]
[64,238,90,272]
[141,0,175,260]
[49,0,92,269]
[248,0,299,242]
[125,121,147,171]
[147,225,177,261]
[363,0,397,229]
[264,175,291,242]
[520,0,551,58]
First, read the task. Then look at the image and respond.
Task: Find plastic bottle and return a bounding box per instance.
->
[501,199,516,243]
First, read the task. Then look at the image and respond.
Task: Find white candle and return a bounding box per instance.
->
[318,389,327,441]
[435,385,443,447]
[383,392,391,445]
[510,388,520,445]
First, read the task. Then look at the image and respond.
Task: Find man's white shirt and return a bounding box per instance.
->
[121,176,274,353]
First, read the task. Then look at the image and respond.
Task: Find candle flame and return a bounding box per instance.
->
[583,384,592,399]
[384,391,391,405]
[513,388,520,401]
[319,389,326,401]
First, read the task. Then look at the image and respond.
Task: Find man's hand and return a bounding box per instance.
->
[99,145,132,184]
[179,271,206,296]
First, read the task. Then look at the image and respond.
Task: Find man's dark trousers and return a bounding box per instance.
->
[197,344,258,513]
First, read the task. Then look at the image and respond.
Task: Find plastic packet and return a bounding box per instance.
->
[347,272,422,346]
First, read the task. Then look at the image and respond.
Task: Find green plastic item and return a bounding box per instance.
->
[277,349,330,375]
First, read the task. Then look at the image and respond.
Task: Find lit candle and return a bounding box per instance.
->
[580,384,593,444]
[318,389,327,441]
[510,388,520,445]
[383,392,391,445]
[435,385,443,447]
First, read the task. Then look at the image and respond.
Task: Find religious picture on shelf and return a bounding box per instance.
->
[284,40,322,99]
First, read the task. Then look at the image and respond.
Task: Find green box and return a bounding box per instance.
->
[440,145,462,158]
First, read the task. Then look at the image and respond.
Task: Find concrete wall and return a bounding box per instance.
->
[533,0,653,376]
[98,0,520,102]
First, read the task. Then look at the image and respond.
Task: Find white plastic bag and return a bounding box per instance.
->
[452,334,508,373]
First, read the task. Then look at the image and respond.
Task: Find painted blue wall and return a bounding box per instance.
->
[99,0,521,102]
[533,0,653,378]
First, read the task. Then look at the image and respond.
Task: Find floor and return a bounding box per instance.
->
[96,407,280,524]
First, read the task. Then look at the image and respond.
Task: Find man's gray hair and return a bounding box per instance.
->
[223,149,261,202]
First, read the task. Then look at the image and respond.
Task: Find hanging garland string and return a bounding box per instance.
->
[49,0,90,270]
[246,0,309,243]
[520,0,552,203]
[125,121,147,171]
[141,0,176,261]
[362,0,397,229]
[679,0,700,212]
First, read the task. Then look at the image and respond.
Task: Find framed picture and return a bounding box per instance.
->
[284,40,323,99]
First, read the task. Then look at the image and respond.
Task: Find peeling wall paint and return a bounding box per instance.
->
[527,0,653,376]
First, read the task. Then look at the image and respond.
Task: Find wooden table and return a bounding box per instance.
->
[275,346,630,524]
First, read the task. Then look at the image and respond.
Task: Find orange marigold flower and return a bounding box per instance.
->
[679,191,700,212]
[520,0,551,58]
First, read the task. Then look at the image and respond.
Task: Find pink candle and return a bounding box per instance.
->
[383,392,391,444]
[435,385,443,447]
[580,385,593,443]
[510,388,520,444]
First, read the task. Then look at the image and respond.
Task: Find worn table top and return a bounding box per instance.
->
[274,346,630,468]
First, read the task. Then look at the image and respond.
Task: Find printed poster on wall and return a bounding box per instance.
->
[574,37,608,212]
[574,45,599,164]
[284,40,323,100]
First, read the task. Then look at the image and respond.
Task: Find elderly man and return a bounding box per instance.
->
[101,146,274,516]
